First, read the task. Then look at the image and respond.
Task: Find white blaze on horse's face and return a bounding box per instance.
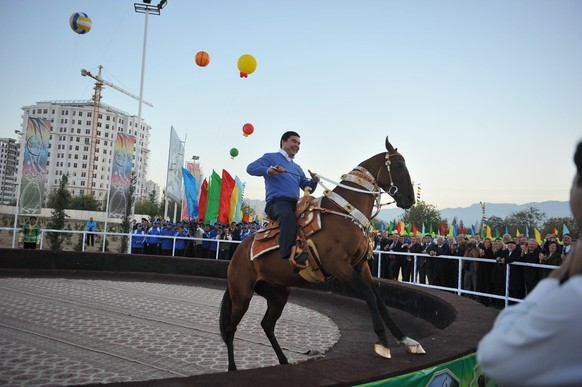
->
[282,135,301,159]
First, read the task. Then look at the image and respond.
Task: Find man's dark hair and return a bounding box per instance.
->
[575,141,582,185]
[280,131,300,148]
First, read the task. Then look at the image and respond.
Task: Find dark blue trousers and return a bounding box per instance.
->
[265,198,298,259]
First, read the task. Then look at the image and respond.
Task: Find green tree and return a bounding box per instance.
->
[399,201,443,233]
[240,200,256,220]
[504,206,546,236]
[46,175,70,251]
[45,181,72,209]
[69,194,102,211]
[119,173,137,253]
[135,197,160,220]
[542,216,578,237]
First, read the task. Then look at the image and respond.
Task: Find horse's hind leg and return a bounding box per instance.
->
[220,283,255,371]
[255,282,291,365]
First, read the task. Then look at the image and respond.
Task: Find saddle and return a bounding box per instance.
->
[251,195,330,283]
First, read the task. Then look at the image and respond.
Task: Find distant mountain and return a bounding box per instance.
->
[378,201,571,224]
[246,199,571,225]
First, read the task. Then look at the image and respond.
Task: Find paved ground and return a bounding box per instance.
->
[0,275,351,386]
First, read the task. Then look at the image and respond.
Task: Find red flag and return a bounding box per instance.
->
[197,179,208,222]
[460,224,465,235]
[397,221,404,235]
[412,222,418,236]
[243,213,250,222]
[440,222,445,236]
[218,170,236,224]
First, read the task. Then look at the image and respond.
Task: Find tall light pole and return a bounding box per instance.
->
[132,0,167,223]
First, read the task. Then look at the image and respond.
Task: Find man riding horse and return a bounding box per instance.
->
[247,131,320,269]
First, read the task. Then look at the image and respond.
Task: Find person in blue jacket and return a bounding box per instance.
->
[146,220,162,255]
[160,222,175,256]
[246,131,319,268]
[131,224,147,254]
[174,225,188,256]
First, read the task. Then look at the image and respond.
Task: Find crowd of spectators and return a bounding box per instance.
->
[372,230,575,306]
[130,218,262,259]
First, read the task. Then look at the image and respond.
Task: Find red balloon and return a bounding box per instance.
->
[242,123,254,137]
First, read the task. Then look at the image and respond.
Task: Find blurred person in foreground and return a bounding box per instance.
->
[477,141,582,386]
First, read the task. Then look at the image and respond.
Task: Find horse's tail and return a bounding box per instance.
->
[219,287,231,342]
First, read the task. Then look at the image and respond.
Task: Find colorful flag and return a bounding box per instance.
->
[182,161,202,221]
[505,225,509,235]
[552,227,559,236]
[421,223,426,235]
[412,222,418,236]
[447,224,453,238]
[486,225,492,239]
[198,179,208,222]
[218,169,236,224]
[471,224,476,236]
[453,224,459,238]
[205,170,222,224]
[181,167,199,220]
[563,224,570,236]
[397,221,404,235]
[20,117,51,214]
[406,222,412,236]
[459,223,465,235]
[440,222,445,237]
[232,176,245,223]
[429,223,434,237]
[516,229,522,237]
[108,133,136,218]
[534,228,543,246]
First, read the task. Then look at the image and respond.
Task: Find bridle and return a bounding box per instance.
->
[314,151,407,230]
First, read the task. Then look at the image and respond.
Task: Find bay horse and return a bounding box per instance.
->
[219,137,425,371]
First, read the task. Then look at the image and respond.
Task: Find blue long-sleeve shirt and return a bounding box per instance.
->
[246,151,317,202]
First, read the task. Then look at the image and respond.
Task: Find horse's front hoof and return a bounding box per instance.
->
[407,343,426,354]
[374,343,391,359]
[397,337,426,355]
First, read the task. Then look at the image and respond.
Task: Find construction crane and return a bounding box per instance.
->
[81,65,153,195]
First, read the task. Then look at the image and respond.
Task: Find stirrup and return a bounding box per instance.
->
[289,247,308,270]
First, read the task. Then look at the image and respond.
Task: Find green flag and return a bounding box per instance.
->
[205,170,222,224]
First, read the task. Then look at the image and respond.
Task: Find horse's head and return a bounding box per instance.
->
[378,137,415,210]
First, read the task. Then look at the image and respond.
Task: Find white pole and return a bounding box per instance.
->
[130,7,149,223]
[11,184,20,248]
[102,193,110,252]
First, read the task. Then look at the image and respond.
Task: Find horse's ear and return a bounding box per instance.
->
[385,137,395,152]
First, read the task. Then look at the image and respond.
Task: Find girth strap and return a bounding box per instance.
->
[323,190,371,230]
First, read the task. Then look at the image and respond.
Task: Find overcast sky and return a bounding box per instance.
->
[1,0,580,210]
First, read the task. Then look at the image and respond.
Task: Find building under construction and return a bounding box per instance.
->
[19,100,152,202]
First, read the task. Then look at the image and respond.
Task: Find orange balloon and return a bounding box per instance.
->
[195,51,210,67]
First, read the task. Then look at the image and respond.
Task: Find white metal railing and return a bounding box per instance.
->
[371,249,560,308]
[0,226,242,260]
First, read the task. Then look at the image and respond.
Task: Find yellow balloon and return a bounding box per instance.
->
[237,54,257,77]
